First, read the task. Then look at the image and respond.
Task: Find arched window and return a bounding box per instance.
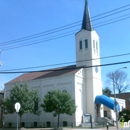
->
[34,101,38,111]
[96,41,98,50]
[79,41,82,50]
[63,90,67,93]
[63,121,68,127]
[48,91,51,94]
[22,122,25,127]
[9,122,12,128]
[46,121,51,127]
[93,40,95,49]
[85,39,88,48]
[34,122,37,128]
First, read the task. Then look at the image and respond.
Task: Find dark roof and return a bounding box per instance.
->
[111,92,130,109]
[81,0,92,31]
[5,65,81,85]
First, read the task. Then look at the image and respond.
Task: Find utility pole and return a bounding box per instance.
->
[113,67,127,129]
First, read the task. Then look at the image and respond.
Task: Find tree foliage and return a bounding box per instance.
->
[41,90,76,127]
[106,70,130,93]
[119,108,130,122]
[2,83,41,126]
[103,87,112,97]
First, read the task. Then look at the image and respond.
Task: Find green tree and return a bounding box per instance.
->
[2,83,41,127]
[103,87,112,96]
[41,90,76,128]
[119,108,130,122]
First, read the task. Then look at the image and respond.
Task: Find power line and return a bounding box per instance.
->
[0,60,130,74]
[0,52,130,72]
[93,13,130,26]
[0,3,130,46]
[1,32,75,51]
[1,13,130,51]
[95,15,130,28]
[0,18,129,51]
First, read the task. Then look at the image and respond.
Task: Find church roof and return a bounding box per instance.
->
[81,0,92,31]
[5,65,81,85]
[111,93,130,109]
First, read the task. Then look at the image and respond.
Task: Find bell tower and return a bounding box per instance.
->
[75,0,103,120]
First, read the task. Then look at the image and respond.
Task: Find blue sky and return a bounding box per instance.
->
[0,0,130,91]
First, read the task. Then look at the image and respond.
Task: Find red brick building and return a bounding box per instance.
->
[111,93,130,109]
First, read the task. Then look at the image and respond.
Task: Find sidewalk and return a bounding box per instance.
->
[62,127,120,130]
[0,127,122,130]
[100,126,121,130]
[64,127,120,130]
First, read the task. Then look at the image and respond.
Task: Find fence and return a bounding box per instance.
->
[119,120,130,128]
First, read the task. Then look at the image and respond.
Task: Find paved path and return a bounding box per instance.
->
[100,127,117,130]
[63,127,127,130]
[59,127,120,130]
[1,127,129,130]
[94,126,129,130]
[29,127,125,130]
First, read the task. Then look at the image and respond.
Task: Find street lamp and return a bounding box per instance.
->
[15,102,21,130]
[113,67,127,129]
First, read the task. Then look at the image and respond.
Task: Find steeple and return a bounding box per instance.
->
[81,0,92,31]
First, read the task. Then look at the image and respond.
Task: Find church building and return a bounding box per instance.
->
[4,1,106,127]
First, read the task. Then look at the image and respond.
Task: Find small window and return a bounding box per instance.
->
[96,42,98,50]
[34,101,38,111]
[93,40,95,49]
[9,122,12,128]
[48,91,51,94]
[22,122,25,127]
[46,121,51,127]
[63,121,68,127]
[63,90,67,93]
[79,41,82,49]
[104,111,107,117]
[85,39,88,48]
[34,122,37,128]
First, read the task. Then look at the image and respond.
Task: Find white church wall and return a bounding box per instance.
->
[74,69,84,126]
[76,30,92,67]
[93,77,103,118]
[85,75,103,120]
[76,27,103,121]
[40,74,76,127]
[4,83,16,98]
[100,104,104,117]
[91,30,100,60]
[4,73,76,127]
[85,78,95,116]
[4,80,42,127]
[110,97,126,121]
[103,97,126,121]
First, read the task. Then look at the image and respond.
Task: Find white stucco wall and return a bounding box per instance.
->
[110,97,126,121]
[75,29,103,121]
[4,73,77,127]
[74,69,84,126]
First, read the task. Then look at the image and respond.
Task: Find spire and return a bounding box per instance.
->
[81,0,92,31]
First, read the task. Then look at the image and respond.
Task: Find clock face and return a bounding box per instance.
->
[95,67,98,73]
